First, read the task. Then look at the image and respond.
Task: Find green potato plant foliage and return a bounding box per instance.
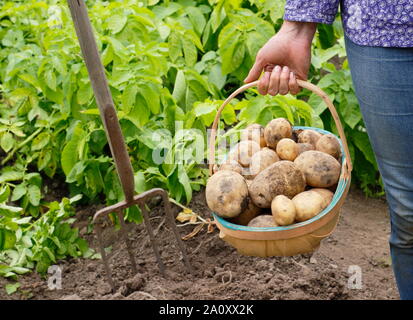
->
[0,0,382,283]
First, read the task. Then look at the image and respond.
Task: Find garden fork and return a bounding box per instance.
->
[67,0,193,291]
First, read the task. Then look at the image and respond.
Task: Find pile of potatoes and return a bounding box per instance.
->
[206,118,342,228]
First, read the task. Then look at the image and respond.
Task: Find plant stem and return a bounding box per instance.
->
[168,197,208,223]
[1,128,43,166]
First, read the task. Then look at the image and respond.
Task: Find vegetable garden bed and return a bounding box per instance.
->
[0,0,386,297]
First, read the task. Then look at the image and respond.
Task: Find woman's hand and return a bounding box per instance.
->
[244,21,317,96]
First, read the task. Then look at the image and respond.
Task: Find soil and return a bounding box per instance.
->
[0,187,399,300]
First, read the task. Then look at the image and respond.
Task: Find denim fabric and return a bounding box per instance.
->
[345,36,413,299]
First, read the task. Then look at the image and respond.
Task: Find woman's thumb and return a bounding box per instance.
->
[244,60,263,83]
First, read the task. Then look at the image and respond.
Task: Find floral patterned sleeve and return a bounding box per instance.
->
[283,0,340,24]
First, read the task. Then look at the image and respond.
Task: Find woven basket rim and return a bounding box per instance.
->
[213,125,350,233]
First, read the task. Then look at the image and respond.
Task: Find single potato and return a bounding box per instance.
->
[276,138,299,161]
[206,170,249,218]
[316,134,341,159]
[271,195,296,226]
[241,123,266,148]
[264,118,293,149]
[249,147,279,178]
[294,150,341,188]
[298,130,322,148]
[292,190,326,222]
[249,161,306,208]
[228,140,261,167]
[247,215,277,228]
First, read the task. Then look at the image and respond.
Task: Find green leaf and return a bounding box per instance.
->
[37,149,52,171]
[182,36,198,67]
[0,204,22,216]
[126,95,150,128]
[125,205,143,224]
[140,83,160,114]
[0,185,10,203]
[317,24,336,49]
[18,74,40,91]
[122,84,138,114]
[5,282,20,295]
[219,29,241,74]
[31,132,50,151]
[246,31,267,57]
[172,70,186,105]
[308,91,335,115]
[0,229,3,251]
[340,93,361,129]
[134,172,146,194]
[169,31,182,62]
[231,41,245,74]
[178,165,192,203]
[222,104,237,125]
[208,64,226,91]
[61,125,86,176]
[186,6,206,35]
[44,69,57,91]
[27,185,41,206]
[0,132,14,153]
[11,183,27,202]
[77,83,93,105]
[43,247,56,263]
[2,29,24,47]
[352,131,377,169]
[1,229,16,250]
[238,96,266,123]
[0,171,24,184]
[107,15,128,34]
[101,45,114,66]
[194,101,216,121]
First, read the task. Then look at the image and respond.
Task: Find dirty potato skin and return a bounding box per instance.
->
[249,147,279,178]
[247,215,277,228]
[316,134,341,159]
[271,195,296,226]
[219,160,243,175]
[297,142,314,155]
[293,190,327,222]
[264,118,293,149]
[276,138,299,161]
[241,123,266,148]
[249,161,306,208]
[298,130,322,148]
[230,198,262,226]
[206,170,249,218]
[294,150,341,188]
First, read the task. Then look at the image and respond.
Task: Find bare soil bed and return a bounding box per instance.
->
[0,187,398,300]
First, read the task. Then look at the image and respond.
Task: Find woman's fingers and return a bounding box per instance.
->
[258,71,271,95]
[268,65,281,96]
[255,65,300,96]
[278,66,290,95]
[289,72,300,95]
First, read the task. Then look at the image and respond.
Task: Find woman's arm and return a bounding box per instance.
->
[244,0,340,95]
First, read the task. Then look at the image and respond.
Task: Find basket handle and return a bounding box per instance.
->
[208,79,353,180]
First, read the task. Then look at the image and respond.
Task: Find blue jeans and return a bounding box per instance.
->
[345,36,413,300]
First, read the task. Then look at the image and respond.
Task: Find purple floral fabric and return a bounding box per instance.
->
[284,0,413,47]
